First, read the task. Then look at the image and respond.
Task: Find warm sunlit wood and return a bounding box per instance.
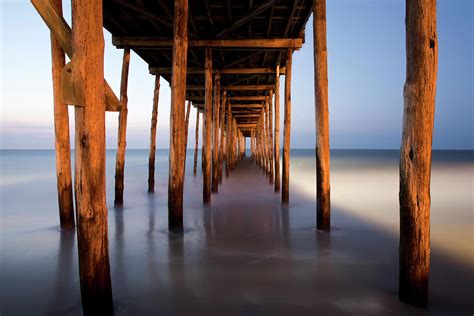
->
[399,0,437,307]
[314,0,331,231]
[168,0,188,231]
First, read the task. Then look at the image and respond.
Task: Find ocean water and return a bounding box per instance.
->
[0,149,472,315]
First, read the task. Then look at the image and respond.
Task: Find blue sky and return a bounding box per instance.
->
[1,0,472,149]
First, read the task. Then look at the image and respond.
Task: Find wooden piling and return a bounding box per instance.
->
[218,92,227,182]
[71,0,113,313]
[183,100,191,175]
[268,91,274,183]
[50,0,74,230]
[282,49,292,204]
[193,110,200,175]
[399,0,437,307]
[114,47,131,205]
[203,48,212,203]
[148,76,160,193]
[168,0,188,230]
[226,102,232,177]
[274,65,281,192]
[314,0,331,231]
[212,73,220,192]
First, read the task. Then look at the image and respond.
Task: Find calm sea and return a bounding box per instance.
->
[0,149,473,315]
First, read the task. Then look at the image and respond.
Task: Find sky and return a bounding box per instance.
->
[0,0,472,149]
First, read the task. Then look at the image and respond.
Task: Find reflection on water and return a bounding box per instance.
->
[0,149,473,315]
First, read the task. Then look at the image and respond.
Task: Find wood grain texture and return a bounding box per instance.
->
[399,0,437,307]
[71,0,113,313]
[274,66,281,192]
[50,0,74,230]
[212,74,220,193]
[168,0,188,231]
[114,47,130,205]
[282,50,292,204]
[203,48,212,203]
[32,0,120,112]
[314,0,331,231]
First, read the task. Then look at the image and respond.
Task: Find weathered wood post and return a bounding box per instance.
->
[226,102,232,177]
[314,0,331,231]
[268,90,274,183]
[183,100,192,174]
[50,0,74,230]
[168,0,188,230]
[282,49,292,204]
[212,73,221,192]
[193,110,200,175]
[71,0,113,313]
[203,48,213,203]
[218,92,227,182]
[250,129,254,159]
[262,102,268,173]
[148,76,160,193]
[274,65,281,192]
[114,47,131,205]
[399,0,437,307]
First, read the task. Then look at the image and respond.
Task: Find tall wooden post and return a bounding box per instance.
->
[274,65,281,192]
[282,49,292,204]
[212,74,221,192]
[250,129,254,159]
[148,76,160,193]
[226,102,232,177]
[265,97,271,175]
[114,47,131,205]
[399,0,437,307]
[72,0,113,313]
[203,48,212,203]
[218,92,227,183]
[268,91,274,183]
[193,110,200,175]
[168,0,188,230]
[51,0,74,230]
[314,0,331,231]
[183,100,192,175]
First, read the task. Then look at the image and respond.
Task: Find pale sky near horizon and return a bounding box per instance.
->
[1,0,472,149]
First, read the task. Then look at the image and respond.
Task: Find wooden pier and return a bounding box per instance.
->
[32,0,438,313]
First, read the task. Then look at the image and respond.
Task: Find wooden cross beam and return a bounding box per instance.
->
[228,96,267,101]
[189,96,266,102]
[31,0,120,112]
[113,37,302,50]
[186,84,273,91]
[149,67,286,75]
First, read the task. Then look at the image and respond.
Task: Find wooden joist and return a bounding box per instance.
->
[186,85,273,91]
[31,0,120,112]
[228,96,267,101]
[113,37,302,49]
[149,67,286,75]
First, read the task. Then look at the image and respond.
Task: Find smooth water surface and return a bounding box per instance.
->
[0,149,473,315]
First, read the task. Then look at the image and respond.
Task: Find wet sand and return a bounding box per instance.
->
[0,150,473,315]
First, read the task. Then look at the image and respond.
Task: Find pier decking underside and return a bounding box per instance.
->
[104,0,312,132]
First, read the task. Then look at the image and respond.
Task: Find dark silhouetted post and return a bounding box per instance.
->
[148,76,160,193]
